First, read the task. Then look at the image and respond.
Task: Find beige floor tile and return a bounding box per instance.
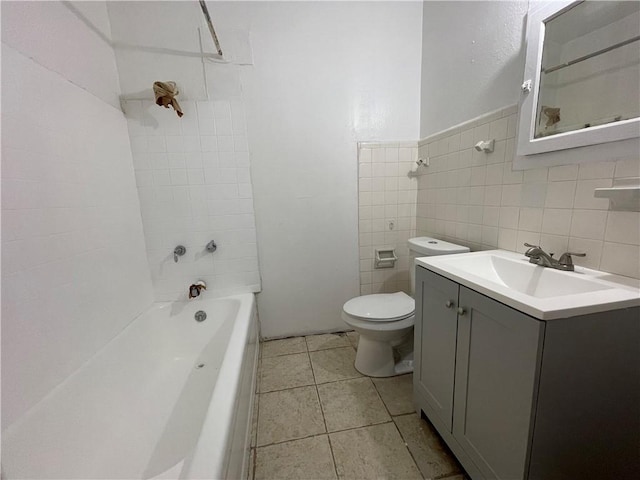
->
[330,423,422,479]
[393,413,462,479]
[309,347,362,384]
[262,337,307,358]
[260,352,314,392]
[306,332,351,351]
[317,377,390,432]
[346,331,359,349]
[372,374,414,416]
[255,435,337,480]
[257,386,326,446]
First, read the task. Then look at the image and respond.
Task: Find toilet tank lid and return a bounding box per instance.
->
[343,292,415,322]
[408,237,470,256]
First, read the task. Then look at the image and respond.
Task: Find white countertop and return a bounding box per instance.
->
[416,250,640,320]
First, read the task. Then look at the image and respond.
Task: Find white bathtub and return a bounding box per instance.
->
[2,294,259,480]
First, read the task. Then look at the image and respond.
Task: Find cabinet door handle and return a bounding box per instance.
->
[457,307,466,316]
[445,300,454,308]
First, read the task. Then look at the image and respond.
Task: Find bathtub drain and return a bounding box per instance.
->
[194,310,207,322]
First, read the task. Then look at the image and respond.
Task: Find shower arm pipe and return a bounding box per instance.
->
[199,0,223,57]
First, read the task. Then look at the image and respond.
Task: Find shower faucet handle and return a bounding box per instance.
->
[206,240,217,253]
[174,245,186,262]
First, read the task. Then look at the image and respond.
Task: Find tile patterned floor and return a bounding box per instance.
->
[250,332,467,480]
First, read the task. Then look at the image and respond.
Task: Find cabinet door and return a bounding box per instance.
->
[453,287,543,480]
[414,267,459,431]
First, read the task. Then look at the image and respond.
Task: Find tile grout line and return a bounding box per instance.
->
[258,372,364,395]
[255,431,332,450]
[256,378,413,447]
[255,419,402,449]
[259,338,341,478]
[309,339,342,480]
[250,447,256,480]
[391,412,466,480]
[389,419,427,480]
[257,336,452,478]
[369,376,425,478]
[252,375,259,478]
[369,376,395,419]
[261,343,353,359]
[326,434,341,480]
[256,356,397,448]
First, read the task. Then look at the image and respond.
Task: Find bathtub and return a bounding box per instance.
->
[2,294,259,480]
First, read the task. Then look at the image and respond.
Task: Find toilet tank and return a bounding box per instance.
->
[408,237,470,295]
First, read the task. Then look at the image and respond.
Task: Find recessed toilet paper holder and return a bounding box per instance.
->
[375,248,398,269]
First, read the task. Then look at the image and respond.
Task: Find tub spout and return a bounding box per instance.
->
[189,281,207,299]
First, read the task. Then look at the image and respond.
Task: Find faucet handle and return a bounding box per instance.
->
[559,251,586,265]
[523,243,542,256]
[174,245,186,263]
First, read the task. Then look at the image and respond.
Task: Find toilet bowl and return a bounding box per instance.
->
[343,237,469,377]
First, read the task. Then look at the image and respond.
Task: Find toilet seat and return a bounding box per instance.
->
[342,292,415,322]
[342,311,415,332]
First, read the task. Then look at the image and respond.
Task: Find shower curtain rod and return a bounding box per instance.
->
[199,0,223,57]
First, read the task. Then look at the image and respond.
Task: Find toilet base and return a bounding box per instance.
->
[354,333,414,377]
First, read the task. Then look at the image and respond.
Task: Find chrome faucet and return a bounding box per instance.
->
[524,243,585,271]
[174,245,186,263]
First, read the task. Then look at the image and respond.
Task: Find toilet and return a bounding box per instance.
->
[342,237,470,377]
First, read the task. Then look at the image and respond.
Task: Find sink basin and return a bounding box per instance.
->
[416,250,640,320]
[442,253,613,298]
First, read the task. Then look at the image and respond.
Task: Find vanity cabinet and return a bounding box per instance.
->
[414,266,640,480]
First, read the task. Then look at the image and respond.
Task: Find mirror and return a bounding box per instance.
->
[517,1,640,160]
[535,1,640,139]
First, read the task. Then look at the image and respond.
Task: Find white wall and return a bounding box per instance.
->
[1,0,121,108]
[1,1,154,428]
[420,1,527,137]
[107,1,261,300]
[228,1,423,338]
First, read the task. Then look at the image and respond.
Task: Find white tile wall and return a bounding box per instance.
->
[416,105,640,279]
[1,44,154,428]
[124,98,261,300]
[358,143,418,294]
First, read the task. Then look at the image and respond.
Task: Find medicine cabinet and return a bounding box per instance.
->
[517,0,640,158]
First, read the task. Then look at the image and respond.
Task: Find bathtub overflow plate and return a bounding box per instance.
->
[195,310,207,322]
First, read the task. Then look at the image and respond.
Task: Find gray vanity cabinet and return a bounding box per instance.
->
[415,266,458,431]
[453,286,542,480]
[414,265,640,480]
[414,267,542,480]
